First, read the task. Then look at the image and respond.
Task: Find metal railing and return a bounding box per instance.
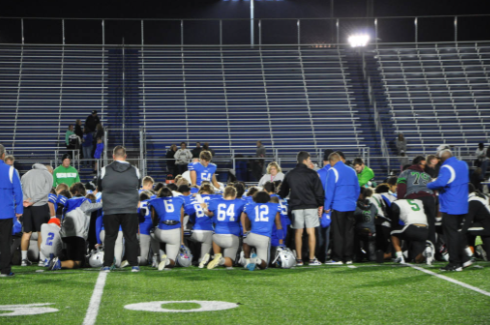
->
[2,15,490,46]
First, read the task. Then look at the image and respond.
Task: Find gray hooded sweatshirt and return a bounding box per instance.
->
[21,163,54,206]
[99,161,141,215]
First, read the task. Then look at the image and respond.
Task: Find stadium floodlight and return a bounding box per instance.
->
[348,34,370,48]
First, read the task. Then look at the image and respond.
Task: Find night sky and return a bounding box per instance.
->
[1,0,489,44]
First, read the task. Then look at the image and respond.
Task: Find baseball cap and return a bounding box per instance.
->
[48,218,61,227]
[92,110,97,114]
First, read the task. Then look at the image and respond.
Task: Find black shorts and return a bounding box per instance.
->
[391,224,429,242]
[23,204,50,233]
[62,237,86,262]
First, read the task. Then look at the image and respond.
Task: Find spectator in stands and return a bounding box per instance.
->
[324,152,360,264]
[175,142,193,175]
[191,142,202,158]
[95,123,104,141]
[396,134,407,155]
[258,162,285,187]
[481,145,490,180]
[202,142,215,157]
[428,146,470,271]
[82,129,93,168]
[353,158,375,188]
[253,141,267,181]
[166,145,177,177]
[398,151,409,170]
[75,120,83,141]
[65,125,74,149]
[425,155,439,178]
[474,143,487,167]
[278,151,324,266]
[4,155,14,167]
[0,144,23,277]
[85,110,100,133]
[93,138,104,173]
[53,154,80,188]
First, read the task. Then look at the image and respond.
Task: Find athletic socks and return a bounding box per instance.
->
[21,251,28,260]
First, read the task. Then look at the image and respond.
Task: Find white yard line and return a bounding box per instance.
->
[407,263,490,297]
[82,272,108,325]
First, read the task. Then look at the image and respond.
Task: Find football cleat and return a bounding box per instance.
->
[151,254,159,268]
[48,257,61,271]
[394,255,405,264]
[38,260,46,267]
[21,259,32,267]
[424,241,435,266]
[199,253,210,269]
[325,260,343,265]
[462,259,474,269]
[158,255,169,271]
[101,267,111,273]
[345,261,353,265]
[245,253,257,271]
[120,260,130,268]
[131,266,140,273]
[207,254,223,270]
[440,264,462,272]
[296,259,304,266]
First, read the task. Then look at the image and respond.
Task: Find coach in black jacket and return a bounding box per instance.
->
[279,151,325,265]
[98,146,141,271]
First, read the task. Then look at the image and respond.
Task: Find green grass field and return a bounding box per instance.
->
[1,261,490,325]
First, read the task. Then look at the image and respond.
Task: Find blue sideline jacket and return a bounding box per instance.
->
[427,156,469,215]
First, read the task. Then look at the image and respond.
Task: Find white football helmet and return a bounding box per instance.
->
[176,245,193,267]
[89,248,105,268]
[273,247,296,269]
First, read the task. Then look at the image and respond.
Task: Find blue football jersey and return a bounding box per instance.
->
[208,198,247,236]
[138,200,153,235]
[244,202,281,238]
[48,193,57,205]
[185,202,214,231]
[200,193,222,204]
[188,162,217,186]
[148,196,185,230]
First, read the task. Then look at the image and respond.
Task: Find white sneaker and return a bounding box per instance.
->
[21,259,32,266]
[38,260,46,267]
[199,253,210,269]
[158,255,169,271]
[345,261,353,265]
[309,258,322,266]
[325,260,343,265]
[120,260,130,268]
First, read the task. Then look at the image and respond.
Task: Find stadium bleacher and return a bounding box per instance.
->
[1,42,488,182]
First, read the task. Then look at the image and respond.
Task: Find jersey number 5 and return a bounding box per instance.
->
[407,199,421,212]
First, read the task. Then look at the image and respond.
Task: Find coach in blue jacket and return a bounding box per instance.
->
[427,148,469,271]
[0,144,24,277]
[324,152,360,264]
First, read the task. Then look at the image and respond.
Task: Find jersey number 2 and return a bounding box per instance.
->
[46,232,55,246]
